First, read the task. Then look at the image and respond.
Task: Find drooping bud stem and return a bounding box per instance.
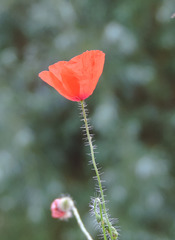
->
[72,205,93,240]
[51,197,93,240]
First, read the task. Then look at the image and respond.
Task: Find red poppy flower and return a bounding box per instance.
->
[38,50,105,101]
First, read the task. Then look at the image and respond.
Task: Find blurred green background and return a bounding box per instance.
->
[0,0,175,239]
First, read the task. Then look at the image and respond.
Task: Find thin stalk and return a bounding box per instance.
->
[80,100,114,240]
[72,205,93,240]
[94,198,107,240]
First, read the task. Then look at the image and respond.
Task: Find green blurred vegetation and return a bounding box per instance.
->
[0,0,175,239]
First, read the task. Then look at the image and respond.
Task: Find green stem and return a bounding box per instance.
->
[94,198,107,240]
[72,204,94,240]
[80,100,114,240]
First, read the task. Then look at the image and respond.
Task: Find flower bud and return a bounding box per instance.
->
[59,197,74,212]
[50,197,73,220]
[111,226,119,239]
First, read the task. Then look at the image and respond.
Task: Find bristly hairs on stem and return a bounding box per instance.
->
[79,100,119,240]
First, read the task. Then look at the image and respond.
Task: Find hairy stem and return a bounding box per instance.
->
[80,100,114,240]
[94,198,107,240]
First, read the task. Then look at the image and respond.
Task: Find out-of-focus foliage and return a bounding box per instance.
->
[0,0,175,239]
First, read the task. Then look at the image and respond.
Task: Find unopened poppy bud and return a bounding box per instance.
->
[59,197,74,212]
[50,197,73,220]
[111,226,119,239]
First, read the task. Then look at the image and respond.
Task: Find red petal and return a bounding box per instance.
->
[38,70,76,101]
[38,71,55,88]
[68,50,105,99]
[49,62,81,101]
[51,209,66,218]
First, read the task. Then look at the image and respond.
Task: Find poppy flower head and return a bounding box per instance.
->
[38,50,105,101]
[50,198,73,220]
